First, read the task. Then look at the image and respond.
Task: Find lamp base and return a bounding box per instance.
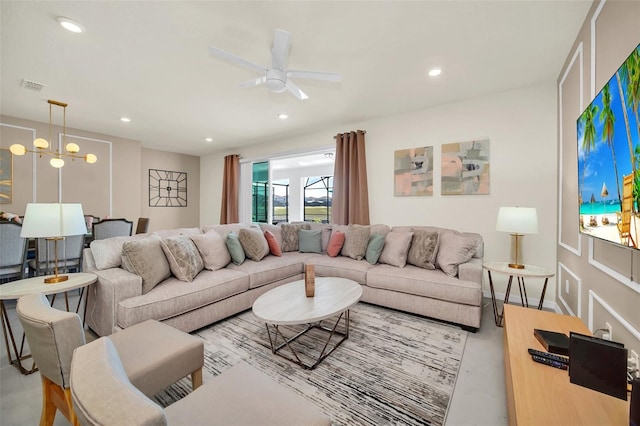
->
[508,263,525,269]
[44,275,69,284]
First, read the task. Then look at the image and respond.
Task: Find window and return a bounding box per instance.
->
[304,176,333,223]
[252,161,268,223]
[272,180,289,224]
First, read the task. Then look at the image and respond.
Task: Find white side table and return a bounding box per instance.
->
[0,272,97,374]
[483,262,554,327]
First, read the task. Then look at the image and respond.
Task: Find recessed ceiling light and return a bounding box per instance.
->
[56,17,85,33]
[278,113,288,120]
[120,117,131,123]
[205,138,213,142]
[428,68,442,77]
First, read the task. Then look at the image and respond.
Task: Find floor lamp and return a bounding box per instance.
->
[496,206,538,269]
[20,203,87,283]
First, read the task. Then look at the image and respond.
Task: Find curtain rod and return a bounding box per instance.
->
[333,130,366,139]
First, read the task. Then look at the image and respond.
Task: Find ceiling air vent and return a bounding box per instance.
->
[21,79,45,91]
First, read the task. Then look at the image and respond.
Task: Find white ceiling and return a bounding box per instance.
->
[0,1,592,157]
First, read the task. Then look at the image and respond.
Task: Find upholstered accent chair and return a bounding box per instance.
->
[92,218,133,240]
[0,220,28,283]
[16,293,204,426]
[71,337,332,426]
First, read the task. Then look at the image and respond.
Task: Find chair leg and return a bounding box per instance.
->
[191,368,203,390]
[40,376,78,426]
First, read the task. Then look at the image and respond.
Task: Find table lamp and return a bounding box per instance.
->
[20,203,87,283]
[496,206,538,269]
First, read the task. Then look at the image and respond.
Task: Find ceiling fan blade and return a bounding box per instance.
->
[208,45,267,75]
[287,70,342,82]
[239,76,267,88]
[271,29,291,70]
[285,80,309,100]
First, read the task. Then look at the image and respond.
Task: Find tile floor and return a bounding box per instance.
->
[0,295,507,426]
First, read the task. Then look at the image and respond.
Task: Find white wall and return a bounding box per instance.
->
[201,83,558,301]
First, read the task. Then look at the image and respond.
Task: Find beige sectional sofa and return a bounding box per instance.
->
[82,223,484,337]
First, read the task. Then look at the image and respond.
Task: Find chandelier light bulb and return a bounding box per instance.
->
[50,157,65,168]
[9,144,27,155]
[33,138,49,149]
[85,153,97,164]
[65,142,80,153]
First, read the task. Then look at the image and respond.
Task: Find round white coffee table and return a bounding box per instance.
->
[252,277,362,369]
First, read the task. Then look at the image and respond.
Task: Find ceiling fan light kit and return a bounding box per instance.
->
[209,28,341,100]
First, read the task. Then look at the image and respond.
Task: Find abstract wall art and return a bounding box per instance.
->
[441,139,490,195]
[394,146,434,196]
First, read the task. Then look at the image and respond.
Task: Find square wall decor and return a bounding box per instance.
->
[441,139,490,195]
[0,149,12,203]
[394,146,434,196]
[149,169,187,207]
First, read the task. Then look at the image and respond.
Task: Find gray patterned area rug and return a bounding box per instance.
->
[153,303,467,426]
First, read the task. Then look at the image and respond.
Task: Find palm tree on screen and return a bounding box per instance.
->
[600,83,622,208]
[579,103,599,200]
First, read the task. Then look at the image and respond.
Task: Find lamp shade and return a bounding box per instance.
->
[496,207,539,234]
[20,203,87,238]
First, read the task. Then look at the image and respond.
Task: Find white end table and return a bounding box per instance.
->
[253,277,362,370]
[483,262,554,327]
[0,272,97,374]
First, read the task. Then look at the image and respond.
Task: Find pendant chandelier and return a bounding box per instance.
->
[9,99,97,168]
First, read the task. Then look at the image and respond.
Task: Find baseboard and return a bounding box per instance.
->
[482,290,559,312]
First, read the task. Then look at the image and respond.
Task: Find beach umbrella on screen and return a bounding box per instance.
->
[601,182,609,217]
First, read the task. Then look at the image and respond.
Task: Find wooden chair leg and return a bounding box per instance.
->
[39,376,79,426]
[191,368,203,390]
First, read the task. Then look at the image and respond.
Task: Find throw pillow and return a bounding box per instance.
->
[298,229,322,253]
[263,230,282,256]
[378,231,414,268]
[365,234,386,265]
[341,224,370,260]
[280,223,310,252]
[238,228,269,261]
[436,231,479,277]
[190,231,231,271]
[225,232,245,265]
[407,230,440,270]
[121,234,172,294]
[327,231,345,257]
[160,236,204,282]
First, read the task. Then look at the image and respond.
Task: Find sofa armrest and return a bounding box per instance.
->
[458,257,483,285]
[86,267,143,337]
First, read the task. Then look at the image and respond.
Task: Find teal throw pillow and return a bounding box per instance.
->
[298,229,322,253]
[365,234,386,264]
[225,232,246,265]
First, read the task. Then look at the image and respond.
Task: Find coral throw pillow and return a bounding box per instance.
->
[327,231,345,257]
[264,230,282,256]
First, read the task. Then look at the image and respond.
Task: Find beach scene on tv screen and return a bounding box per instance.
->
[578,43,640,249]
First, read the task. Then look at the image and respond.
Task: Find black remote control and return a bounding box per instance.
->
[528,348,569,364]
[531,354,568,370]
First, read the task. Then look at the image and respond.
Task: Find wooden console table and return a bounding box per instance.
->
[503,304,629,425]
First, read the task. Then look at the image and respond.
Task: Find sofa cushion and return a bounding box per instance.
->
[298,229,322,253]
[226,255,304,289]
[202,224,252,238]
[379,231,413,268]
[154,227,202,238]
[370,224,391,238]
[238,228,269,261]
[263,230,282,256]
[225,232,245,265]
[121,234,172,294]
[327,231,345,257]
[437,231,479,277]
[190,231,231,271]
[281,223,310,252]
[365,234,386,265]
[341,224,370,260]
[117,269,250,329]
[366,264,482,306]
[407,230,439,270]
[160,236,204,282]
[90,235,141,270]
[307,254,375,284]
[260,224,283,248]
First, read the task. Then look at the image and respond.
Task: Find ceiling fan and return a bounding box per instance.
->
[208,29,342,100]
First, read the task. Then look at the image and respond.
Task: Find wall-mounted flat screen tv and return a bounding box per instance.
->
[578,42,640,250]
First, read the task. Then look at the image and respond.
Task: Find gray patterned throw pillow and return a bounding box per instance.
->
[341,224,371,260]
[160,236,204,282]
[280,223,311,252]
[407,230,440,270]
